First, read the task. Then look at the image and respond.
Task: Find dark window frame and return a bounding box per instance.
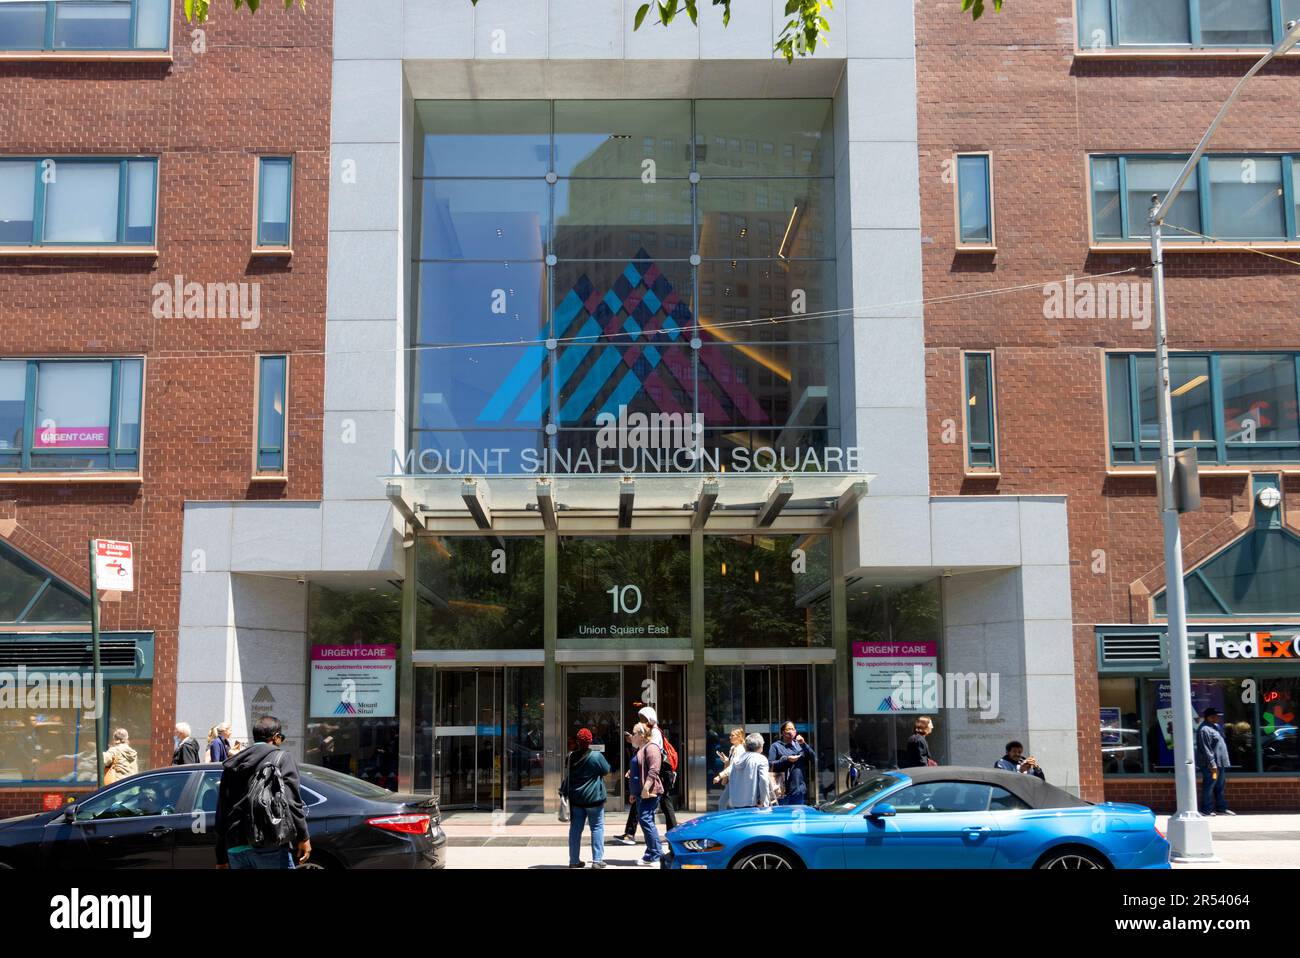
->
[1078,0,1295,50]
[0,155,158,248]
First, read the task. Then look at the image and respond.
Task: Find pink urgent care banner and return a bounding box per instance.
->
[34,424,110,448]
[309,645,397,718]
[851,641,938,715]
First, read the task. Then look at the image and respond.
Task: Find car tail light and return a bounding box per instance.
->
[367,813,432,835]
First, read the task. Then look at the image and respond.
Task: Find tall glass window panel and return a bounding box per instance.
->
[697,344,833,434]
[0,160,35,244]
[257,355,287,472]
[1261,678,1300,772]
[1295,158,1300,237]
[1106,354,1135,462]
[697,260,835,344]
[1198,0,1272,45]
[553,179,692,262]
[257,157,292,247]
[53,0,132,50]
[115,358,143,455]
[34,362,112,450]
[704,534,832,648]
[1136,355,1213,443]
[416,261,546,345]
[418,179,549,261]
[0,2,45,49]
[417,101,551,178]
[555,345,695,429]
[554,101,692,179]
[43,161,120,243]
[557,536,691,641]
[1115,0,1190,45]
[1208,157,1284,239]
[1099,678,1143,774]
[552,259,694,352]
[698,179,832,259]
[415,537,545,650]
[134,0,171,49]
[1219,354,1300,449]
[415,345,546,431]
[1091,157,1122,240]
[694,100,834,177]
[965,352,995,469]
[956,155,993,245]
[1126,158,1199,239]
[0,361,25,468]
[125,160,156,245]
[1077,0,1113,48]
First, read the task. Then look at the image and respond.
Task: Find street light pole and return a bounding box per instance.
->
[1147,18,1300,861]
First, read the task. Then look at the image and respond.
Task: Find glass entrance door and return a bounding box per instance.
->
[433,668,502,810]
[706,664,817,808]
[565,669,624,806]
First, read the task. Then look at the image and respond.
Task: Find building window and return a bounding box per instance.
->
[0,156,157,247]
[411,98,838,473]
[1078,0,1295,50]
[964,351,998,471]
[954,153,994,248]
[1091,153,1300,244]
[0,0,171,53]
[0,357,143,472]
[255,156,292,249]
[1107,352,1300,465]
[255,355,287,474]
[703,534,832,649]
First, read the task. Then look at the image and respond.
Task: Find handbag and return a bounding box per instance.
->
[557,753,572,823]
[769,769,786,801]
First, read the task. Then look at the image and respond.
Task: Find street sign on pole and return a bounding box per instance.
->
[89,538,132,789]
[93,539,134,592]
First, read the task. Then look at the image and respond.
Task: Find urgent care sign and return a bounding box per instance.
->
[1203,631,1300,660]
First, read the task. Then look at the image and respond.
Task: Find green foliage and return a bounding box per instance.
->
[182,0,304,22]
[961,0,1005,20]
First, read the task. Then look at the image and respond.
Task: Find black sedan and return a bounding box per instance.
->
[0,762,446,869]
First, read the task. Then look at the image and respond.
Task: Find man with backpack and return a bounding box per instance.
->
[214,715,311,870]
[612,705,679,846]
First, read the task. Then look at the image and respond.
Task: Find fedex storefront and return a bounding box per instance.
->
[175,1,1080,813]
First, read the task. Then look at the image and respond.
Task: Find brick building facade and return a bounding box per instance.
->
[919,0,1300,810]
[0,0,330,816]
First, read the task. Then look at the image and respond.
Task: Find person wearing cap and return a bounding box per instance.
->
[1195,707,1234,816]
[564,727,612,868]
[611,704,678,845]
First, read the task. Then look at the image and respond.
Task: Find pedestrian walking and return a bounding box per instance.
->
[993,740,1044,780]
[628,723,664,866]
[713,726,745,786]
[214,715,311,869]
[208,723,231,763]
[721,733,775,810]
[563,728,612,869]
[767,721,816,805]
[102,728,138,785]
[903,716,935,768]
[612,705,678,845]
[1196,707,1234,816]
[172,722,201,765]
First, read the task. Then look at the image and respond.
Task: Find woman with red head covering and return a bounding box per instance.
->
[563,727,612,868]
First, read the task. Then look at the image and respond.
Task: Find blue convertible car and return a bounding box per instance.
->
[663,767,1169,870]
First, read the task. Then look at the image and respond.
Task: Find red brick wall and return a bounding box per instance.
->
[0,1,331,797]
[918,1,1300,803]
[1106,778,1300,814]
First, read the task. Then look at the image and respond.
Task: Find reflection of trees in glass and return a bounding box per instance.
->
[704,535,831,648]
[846,580,941,647]
[557,536,690,638]
[308,584,401,647]
[416,537,544,649]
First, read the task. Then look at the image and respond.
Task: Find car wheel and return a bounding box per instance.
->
[730,848,799,870]
[1036,848,1109,870]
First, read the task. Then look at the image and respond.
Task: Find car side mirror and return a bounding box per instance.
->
[867,803,896,819]
[63,805,77,824]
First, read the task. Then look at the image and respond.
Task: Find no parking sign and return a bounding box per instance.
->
[93,539,134,592]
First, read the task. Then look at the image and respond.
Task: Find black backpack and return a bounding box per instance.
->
[245,750,296,848]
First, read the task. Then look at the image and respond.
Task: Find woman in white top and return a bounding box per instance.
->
[713,727,746,786]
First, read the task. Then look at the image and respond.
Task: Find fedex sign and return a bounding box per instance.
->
[1207,631,1300,660]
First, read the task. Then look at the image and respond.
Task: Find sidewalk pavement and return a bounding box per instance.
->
[437,809,1300,869]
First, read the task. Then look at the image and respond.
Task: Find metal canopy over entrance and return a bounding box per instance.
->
[385,472,870,535]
